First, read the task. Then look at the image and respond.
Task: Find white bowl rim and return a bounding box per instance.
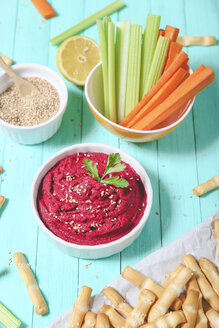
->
[30,143,153,251]
[85,62,195,134]
[0,63,68,131]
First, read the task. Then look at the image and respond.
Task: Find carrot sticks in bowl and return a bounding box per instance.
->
[97,14,215,131]
[119,51,189,127]
[132,65,215,130]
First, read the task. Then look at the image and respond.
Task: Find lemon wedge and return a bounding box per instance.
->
[57,35,101,86]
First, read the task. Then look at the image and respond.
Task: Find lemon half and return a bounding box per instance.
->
[57,35,101,86]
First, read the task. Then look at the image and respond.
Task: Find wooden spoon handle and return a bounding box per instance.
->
[0,56,24,86]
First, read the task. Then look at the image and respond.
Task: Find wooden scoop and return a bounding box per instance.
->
[0,56,37,97]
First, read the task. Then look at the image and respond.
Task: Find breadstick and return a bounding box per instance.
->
[0,195,5,209]
[192,175,219,196]
[140,310,186,328]
[96,313,110,328]
[81,312,96,328]
[202,299,211,313]
[100,304,126,328]
[177,35,216,47]
[162,264,184,288]
[121,266,182,310]
[103,287,133,317]
[199,258,219,296]
[181,289,199,328]
[206,308,219,328]
[13,252,48,315]
[179,293,186,304]
[68,286,92,328]
[147,265,192,322]
[183,255,219,311]
[125,289,156,328]
[215,219,219,258]
[186,277,208,328]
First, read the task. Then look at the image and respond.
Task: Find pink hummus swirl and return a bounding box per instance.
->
[37,152,147,245]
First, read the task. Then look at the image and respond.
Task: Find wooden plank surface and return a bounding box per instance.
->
[0,0,218,327]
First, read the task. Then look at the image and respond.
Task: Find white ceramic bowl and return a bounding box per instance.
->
[85,62,195,142]
[31,143,153,259]
[0,63,68,145]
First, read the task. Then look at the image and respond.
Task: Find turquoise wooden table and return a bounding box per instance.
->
[0,0,218,327]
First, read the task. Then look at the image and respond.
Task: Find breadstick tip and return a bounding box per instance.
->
[0,194,5,208]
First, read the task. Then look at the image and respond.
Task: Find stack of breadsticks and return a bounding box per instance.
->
[67,220,219,328]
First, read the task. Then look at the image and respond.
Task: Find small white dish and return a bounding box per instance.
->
[0,63,68,145]
[31,143,153,259]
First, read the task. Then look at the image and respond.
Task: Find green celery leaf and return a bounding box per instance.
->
[83,159,100,181]
[105,163,126,175]
[102,153,122,178]
[102,176,129,188]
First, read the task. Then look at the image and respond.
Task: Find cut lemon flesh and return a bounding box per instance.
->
[57,35,101,86]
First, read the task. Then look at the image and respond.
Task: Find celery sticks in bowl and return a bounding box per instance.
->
[89,13,215,139]
[96,14,171,125]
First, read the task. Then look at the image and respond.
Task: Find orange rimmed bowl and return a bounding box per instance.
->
[85,62,195,143]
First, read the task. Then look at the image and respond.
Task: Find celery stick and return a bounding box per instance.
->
[116,20,131,122]
[104,16,111,41]
[51,0,125,45]
[143,36,169,94]
[140,14,161,98]
[124,24,142,116]
[0,303,21,328]
[97,20,109,117]
[108,22,117,123]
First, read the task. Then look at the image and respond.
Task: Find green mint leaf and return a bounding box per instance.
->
[102,176,129,188]
[83,159,100,181]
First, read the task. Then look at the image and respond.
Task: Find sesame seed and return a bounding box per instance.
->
[0,77,60,126]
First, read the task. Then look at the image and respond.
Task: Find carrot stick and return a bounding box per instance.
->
[132,65,215,130]
[128,68,188,128]
[165,42,183,70]
[31,0,56,19]
[164,25,180,42]
[158,29,165,38]
[119,51,188,126]
[163,27,180,72]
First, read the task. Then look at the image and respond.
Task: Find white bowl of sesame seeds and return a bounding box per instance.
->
[0,63,68,145]
[31,143,153,259]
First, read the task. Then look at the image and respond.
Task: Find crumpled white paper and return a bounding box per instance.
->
[47,211,219,328]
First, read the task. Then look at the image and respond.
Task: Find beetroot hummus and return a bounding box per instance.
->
[37,152,147,245]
